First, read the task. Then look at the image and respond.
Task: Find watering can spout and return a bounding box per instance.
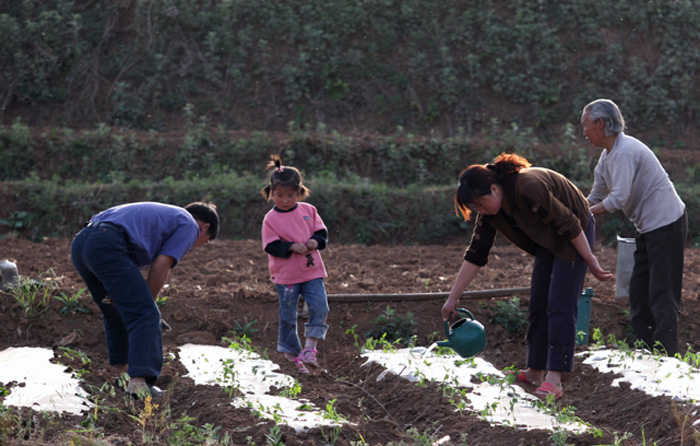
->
[438,308,486,358]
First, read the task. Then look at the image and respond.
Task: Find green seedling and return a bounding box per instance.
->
[9,275,54,318]
[230,319,259,337]
[168,414,231,445]
[57,347,92,378]
[264,412,284,446]
[345,324,361,348]
[155,294,168,307]
[223,334,252,352]
[320,399,344,445]
[55,288,90,315]
[279,379,302,399]
[218,358,240,398]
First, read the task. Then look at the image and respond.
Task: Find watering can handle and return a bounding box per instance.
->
[451,308,475,321]
[443,308,476,337]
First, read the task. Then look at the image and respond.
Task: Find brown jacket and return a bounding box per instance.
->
[464,167,590,266]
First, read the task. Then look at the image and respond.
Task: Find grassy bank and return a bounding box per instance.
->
[1,121,697,246]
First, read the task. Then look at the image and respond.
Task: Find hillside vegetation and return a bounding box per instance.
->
[1,0,699,245]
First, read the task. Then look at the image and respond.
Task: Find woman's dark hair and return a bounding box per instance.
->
[454,153,531,221]
[260,154,310,201]
[185,201,219,241]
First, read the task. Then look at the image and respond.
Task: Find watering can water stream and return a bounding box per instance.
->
[437,308,486,358]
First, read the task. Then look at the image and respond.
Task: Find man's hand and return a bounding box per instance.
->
[147,254,176,299]
[589,203,607,215]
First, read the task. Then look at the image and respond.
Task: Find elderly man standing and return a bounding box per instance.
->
[581,99,687,356]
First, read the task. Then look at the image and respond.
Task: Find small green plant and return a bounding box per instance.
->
[222,333,266,358]
[436,376,470,415]
[365,306,417,346]
[279,379,302,399]
[155,294,168,307]
[345,324,361,348]
[55,288,90,315]
[78,379,120,431]
[264,412,284,446]
[350,435,369,445]
[320,399,345,445]
[0,403,38,440]
[9,275,54,318]
[362,333,401,353]
[489,297,527,334]
[230,319,259,337]
[218,358,240,399]
[394,427,449,446]
[168,414,232,445]
[57,347,92,378]
[678,347,700,368]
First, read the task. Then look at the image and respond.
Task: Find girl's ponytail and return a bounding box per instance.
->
[261,154,310,201]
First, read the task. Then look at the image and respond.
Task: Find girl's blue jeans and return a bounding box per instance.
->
[71,224,162,385]
[275,278,329,356]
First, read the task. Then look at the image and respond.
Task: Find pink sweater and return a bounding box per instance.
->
[262,202,328,284]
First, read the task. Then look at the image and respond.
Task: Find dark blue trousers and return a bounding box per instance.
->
[71,224,162,385]
[526,217,594,372]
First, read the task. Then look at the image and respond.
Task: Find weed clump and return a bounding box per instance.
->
[365,306,417,346]
[489,297,527,334]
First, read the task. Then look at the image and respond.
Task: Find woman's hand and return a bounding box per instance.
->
[587,256,614,282]
[306,239,318,251]
[570,231,613,282]
[441,298,459,321]
[442,260,481,321]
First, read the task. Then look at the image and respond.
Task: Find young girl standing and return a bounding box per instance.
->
[261,154,330,374]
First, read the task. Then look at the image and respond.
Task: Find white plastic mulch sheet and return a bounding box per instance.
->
[2,344,699,431]
[177,343,342,432]
[580,349,700,401]
[362,346,588,432]
[0,347,92,415]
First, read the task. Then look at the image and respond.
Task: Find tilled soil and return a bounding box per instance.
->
[1,236,700,445]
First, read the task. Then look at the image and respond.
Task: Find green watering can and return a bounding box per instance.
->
[437,308,486,358]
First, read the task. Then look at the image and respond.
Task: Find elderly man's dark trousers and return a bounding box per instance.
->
[629,212,687,356]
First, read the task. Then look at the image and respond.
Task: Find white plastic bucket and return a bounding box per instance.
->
[615,236,636,298]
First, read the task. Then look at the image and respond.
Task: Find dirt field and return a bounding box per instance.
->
[1,236,700,445]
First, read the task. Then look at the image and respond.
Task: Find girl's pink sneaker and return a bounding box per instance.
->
[288,356,309,374]
[299,348,320,369]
